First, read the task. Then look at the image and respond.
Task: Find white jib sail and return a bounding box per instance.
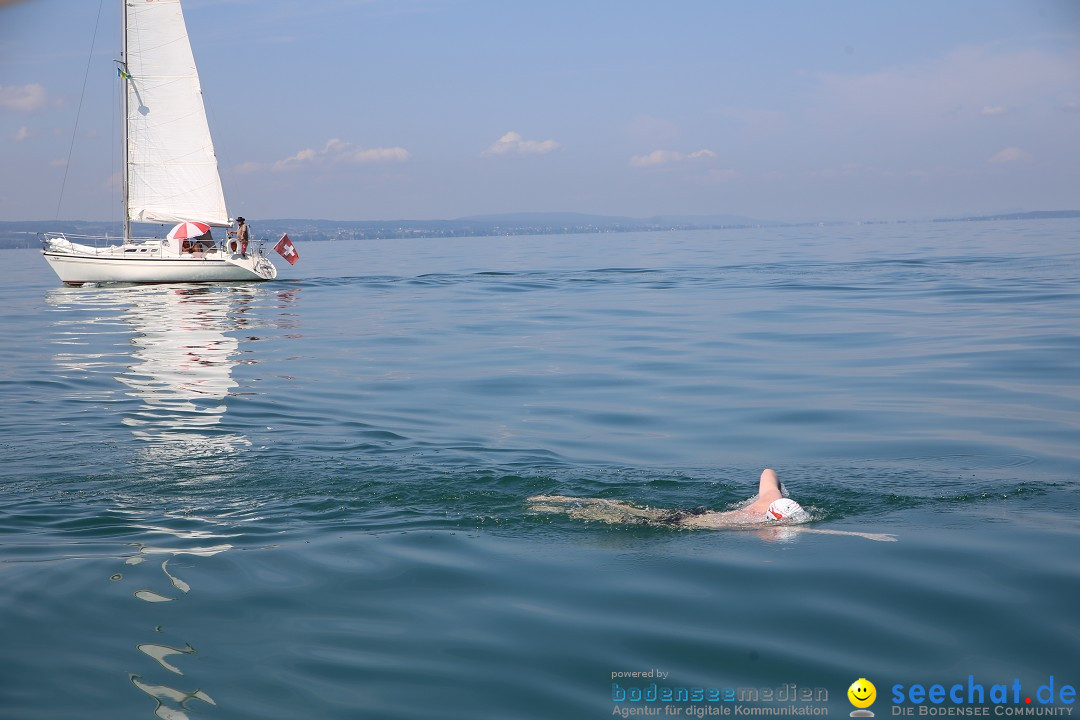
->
[125,0,230,227]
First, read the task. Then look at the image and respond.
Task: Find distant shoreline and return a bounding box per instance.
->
[2,210,1077,250]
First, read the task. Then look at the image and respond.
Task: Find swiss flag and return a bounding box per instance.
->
[274,234,299,265]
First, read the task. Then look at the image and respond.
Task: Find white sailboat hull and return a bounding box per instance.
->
[43,241,277,285]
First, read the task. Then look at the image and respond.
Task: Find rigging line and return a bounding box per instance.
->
[55,0,106,221]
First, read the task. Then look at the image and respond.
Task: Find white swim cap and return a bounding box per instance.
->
[765,498,810,523]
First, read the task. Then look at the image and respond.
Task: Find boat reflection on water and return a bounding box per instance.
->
[123,538,231,720]
[46,283,292,720]
[49,284,260,461]
[116,285,251,459]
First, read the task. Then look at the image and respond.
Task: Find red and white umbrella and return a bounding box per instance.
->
[166,221,212,240]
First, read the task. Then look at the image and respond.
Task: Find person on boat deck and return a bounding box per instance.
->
[182,233,215,255]
[228,217,249,254]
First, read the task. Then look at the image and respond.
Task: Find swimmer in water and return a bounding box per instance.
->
[528,468,896,542]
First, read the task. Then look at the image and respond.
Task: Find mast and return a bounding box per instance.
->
[120,0,130,241]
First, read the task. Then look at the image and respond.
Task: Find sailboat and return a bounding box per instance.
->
[42,0,277,285]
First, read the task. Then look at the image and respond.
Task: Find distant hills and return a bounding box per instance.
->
[930,210,1080,223]
[3,210,1078,249]
[0,213,781,248]
[0,220,126,249]
[250,212,778,243]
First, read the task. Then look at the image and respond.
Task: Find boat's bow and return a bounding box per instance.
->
[229,251,278,281]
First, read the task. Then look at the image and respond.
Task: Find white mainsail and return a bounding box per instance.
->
[124,0,229,227]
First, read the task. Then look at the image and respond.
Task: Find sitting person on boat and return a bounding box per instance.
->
[181,234,215,255]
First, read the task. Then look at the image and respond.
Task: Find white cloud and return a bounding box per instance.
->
[989,147,1032,164]
[0,83,47,113]
[629,148,716,168]
[484,131,559,156]
[13,126,29,142]
[813,47,1080,129]
[279,148,317,166]
[233,161,266,175]
[629,150,680,167]
[272,138,410,171]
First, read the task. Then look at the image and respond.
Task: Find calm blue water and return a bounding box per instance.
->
[1,222,1078,720]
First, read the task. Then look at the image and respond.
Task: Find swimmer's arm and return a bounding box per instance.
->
[680,514,898,540]
[671,511,756,529]
[790,527,898,542]
[527,495,580,504]
[528,495,673,524]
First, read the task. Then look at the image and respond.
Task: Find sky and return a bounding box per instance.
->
[1,0,1078,222]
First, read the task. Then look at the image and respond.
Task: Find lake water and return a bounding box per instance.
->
[1,222,1078,720]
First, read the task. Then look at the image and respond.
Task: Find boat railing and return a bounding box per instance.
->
[43,231,275,260]
[42,232,166,255]
[43,231,125,243]
[230,238,274,259]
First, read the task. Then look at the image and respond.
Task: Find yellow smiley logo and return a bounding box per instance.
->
[848,678,877,709]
